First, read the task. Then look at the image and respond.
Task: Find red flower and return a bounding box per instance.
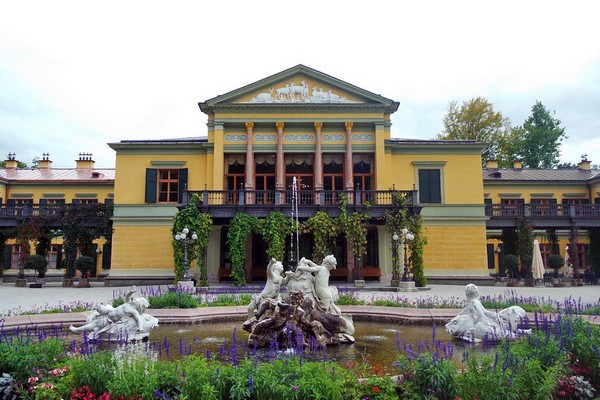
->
[371,386,381,394]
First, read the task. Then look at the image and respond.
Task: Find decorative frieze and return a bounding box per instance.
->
[254,134,277,143]
[284,134,315,143]
[322,134,345,143]
[224,134,247,143]
[352,134,374,143]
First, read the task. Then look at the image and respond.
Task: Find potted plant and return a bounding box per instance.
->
[74,255,94,288]
[547,254,565,286]
[503,254,520,286]
[24,254,48,287]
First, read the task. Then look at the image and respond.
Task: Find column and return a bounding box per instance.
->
[314,122,323,191]
[244,122,254,190]
[275,122,285,190]
[344,122,354,191]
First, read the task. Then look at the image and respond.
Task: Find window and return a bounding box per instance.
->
[225,158,245,204]
[77,199,99,204]
[418,169,441,203]
[531,198,557,216]
[145,168,188,203]
[501,198,524,216]
[40,199,65,215]
[255,159,275,204]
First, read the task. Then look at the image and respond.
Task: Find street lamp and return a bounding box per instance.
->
[391,232,401,286]
[174,227,198,282]
[401,228,415,281]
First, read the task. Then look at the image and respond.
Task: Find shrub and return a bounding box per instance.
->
[25,254,48,278]
[503,254,520,278]
[548,254,565,277]
[74,256,95,276]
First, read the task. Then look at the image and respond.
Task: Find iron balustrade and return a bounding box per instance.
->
[187,189,417,207]
[485,203,600,218]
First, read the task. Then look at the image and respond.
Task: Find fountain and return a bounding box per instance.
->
[243,255,355,348]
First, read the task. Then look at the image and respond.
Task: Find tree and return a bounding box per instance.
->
[437,97,511,165]
[515,101,567,168]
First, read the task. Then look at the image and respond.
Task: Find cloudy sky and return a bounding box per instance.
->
[1,1,599,168]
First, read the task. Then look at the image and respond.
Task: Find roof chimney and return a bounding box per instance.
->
[38,153,53,170]
[4,152,18,169]
[485,158,499,170]
[513,160,523,171]
[578,154,591,171]
[76,152,95,170]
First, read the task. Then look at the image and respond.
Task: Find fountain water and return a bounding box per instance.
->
[289,176,300,271]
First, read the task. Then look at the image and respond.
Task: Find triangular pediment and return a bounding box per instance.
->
[200,65,398,111]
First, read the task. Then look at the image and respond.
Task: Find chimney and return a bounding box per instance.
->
[513,160,523,171]
[38,153,52,170]
[485,158,499,170]
[4,152,18,169]
[76,152,95,170]
[578,154,591,171]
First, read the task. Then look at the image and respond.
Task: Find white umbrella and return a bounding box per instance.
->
[532,240,545,281]
[564,245,573,278]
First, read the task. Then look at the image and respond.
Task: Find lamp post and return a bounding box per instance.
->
[174,227,198,282]
[401,228,415,281]
[391,233,401,287]
[496,246,503,277]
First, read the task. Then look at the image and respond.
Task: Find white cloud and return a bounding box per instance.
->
[1,0,599,167]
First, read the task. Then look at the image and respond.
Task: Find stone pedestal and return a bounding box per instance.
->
[395,280,417,292]
[354,279,365,288]
[15,279,27,287]
[177,280,195,290]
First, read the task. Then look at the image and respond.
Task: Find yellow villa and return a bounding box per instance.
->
[1,65,599,285]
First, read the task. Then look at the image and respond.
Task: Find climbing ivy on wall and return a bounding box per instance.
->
[338,195,370,262]
[258,211,294,262]
[589,228,600,276]
[517,217,534,279]
[302,211,339,263]
[226,212,257,286]
[384,190,427,287]
[172,195,213,285]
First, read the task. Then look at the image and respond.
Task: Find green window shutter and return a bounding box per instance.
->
[419,169,441,203]
[179,168,188,203]
[4,245,12,269]
[39,199,47,204]
[145,169,158,203]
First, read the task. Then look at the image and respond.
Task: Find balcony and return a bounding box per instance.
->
[485,203,600,228]
[0,203,112,227]
[186,189,420,220]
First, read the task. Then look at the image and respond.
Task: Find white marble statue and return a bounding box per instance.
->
[445,283,529,342]
[69,286,158,341]
[295,255,341,315]
[247,258,284,319]
[243,254,354,347]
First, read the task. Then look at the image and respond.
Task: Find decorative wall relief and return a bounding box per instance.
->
[247,80,358,104]
[351,134,375,143]
[284,134,315,143]
[254,134,277,143]
[224,134,247,143]
[322,134,345,143]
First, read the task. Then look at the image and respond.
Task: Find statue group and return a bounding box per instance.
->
[69,286,158,341]
[445,284,530,342]
[243,255,355,348]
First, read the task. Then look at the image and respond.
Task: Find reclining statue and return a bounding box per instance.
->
[70,286,158,341]
[445,283,529,342]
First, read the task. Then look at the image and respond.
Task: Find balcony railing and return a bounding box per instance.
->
[485,203,600,228]
[187,189,417,208]
[0,203,111,222]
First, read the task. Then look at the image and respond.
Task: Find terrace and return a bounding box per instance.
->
[0,203,112,227]
[186,188,421,220]
[485,203,600,228]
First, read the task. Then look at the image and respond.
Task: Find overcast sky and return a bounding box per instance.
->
[1,1,599,168]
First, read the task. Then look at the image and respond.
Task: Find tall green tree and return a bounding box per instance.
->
[437,97,511,165]
[515,101,567,168]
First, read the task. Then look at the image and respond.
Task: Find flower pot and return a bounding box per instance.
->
[78,278,90,288]
[62,278,74,287]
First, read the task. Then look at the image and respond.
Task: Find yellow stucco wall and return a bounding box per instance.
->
[423,225,489,275]
[111,225,174,272]
[388,153,484,203]
[5,183,113,203]
[114,154,209,204]
[484,183,591,202]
